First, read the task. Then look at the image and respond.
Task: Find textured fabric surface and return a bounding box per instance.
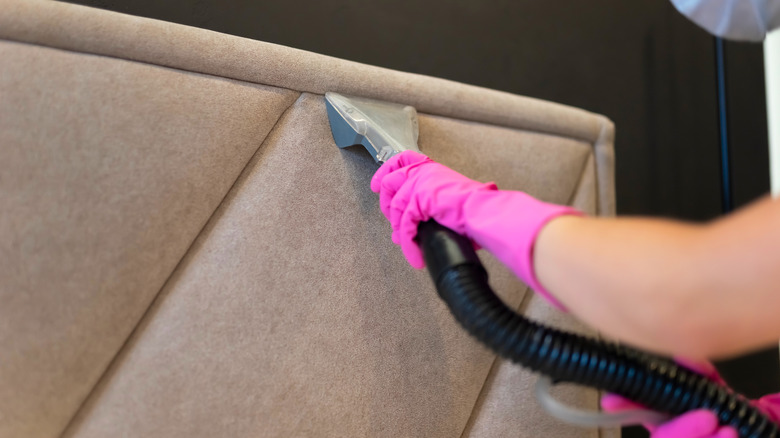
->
[463,160,620,438]
[418,114,592,204]
[463,156,604,438]
[0,40,299,438]
[62,94,608,438]
[0,1,614,192]
[0,1,618,437]
[464,295,602,438]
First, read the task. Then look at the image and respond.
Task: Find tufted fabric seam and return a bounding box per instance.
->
[457,286,535,438]
[566,151,597,208]
[456,151,606,438]
[56,92,304,438]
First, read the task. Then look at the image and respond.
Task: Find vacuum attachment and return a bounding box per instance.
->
[325,92,420,164]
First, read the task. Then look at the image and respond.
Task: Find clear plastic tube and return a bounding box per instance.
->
[535,376,671,428]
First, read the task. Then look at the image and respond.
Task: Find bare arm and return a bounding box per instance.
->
[534,195,780,360]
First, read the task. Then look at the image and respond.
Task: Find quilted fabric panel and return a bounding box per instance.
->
[0,41,299,438]
[63,93,601,438]
[0,3,617,437]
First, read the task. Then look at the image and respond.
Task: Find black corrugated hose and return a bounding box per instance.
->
[417,220,777,438]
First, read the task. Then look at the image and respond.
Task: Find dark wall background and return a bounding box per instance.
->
[61,1,773,436]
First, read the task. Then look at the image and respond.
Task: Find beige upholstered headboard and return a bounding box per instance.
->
[0,1,616,437]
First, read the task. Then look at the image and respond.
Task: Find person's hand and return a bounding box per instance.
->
[370,150,497,267]
[370,150,580,308]
[601,360,780,438]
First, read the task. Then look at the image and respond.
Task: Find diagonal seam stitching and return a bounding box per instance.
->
[592,117,614,217]
[565,150,596,207]
[455,140,598,438]
[456,143,596,437]
[458,354,501,438]
[457,286,535,438]
[56,92,303,438]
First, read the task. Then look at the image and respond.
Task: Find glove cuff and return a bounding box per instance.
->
[463,190,583,311]
[519,206,582,311]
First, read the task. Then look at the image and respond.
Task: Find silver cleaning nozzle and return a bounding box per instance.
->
[325,92,420,164]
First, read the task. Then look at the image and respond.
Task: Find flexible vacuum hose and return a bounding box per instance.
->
[417,220,778,438]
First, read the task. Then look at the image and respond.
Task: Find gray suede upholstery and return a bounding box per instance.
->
[0,1,617,437]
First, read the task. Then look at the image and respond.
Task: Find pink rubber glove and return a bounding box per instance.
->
[602,359,780,438]
[370,150,581,308]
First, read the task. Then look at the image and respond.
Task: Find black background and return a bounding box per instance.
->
[62,1,774,436]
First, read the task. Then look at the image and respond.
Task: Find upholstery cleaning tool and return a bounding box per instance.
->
[325,92,778,437]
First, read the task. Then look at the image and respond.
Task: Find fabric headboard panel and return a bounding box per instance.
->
[0,1,617,437]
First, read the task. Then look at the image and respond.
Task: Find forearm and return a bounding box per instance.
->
[534,196,780,359]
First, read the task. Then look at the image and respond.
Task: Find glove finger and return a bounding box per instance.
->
[389,168,466,235]
[398,206,425,269]
[673,357,723,384]
[756,393,780,423]
[387,176,420,232]
[391,229,401,245]
[371,152,407,194]
[651,410,719,438]
[712,427,738,438]
[601,393,644,412]
[378,168,411,219]
[377,158,432,219]
[400,238,425,269]
[370,150,429,193]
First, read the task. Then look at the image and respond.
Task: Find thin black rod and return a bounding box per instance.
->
[715,37,733,213]
[712,37,780,398]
